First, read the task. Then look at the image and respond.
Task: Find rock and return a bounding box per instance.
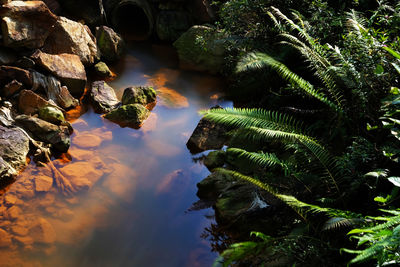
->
[15,115,70,153]
[38,106,65,125]
[104,104,150,128]
[204,150,225,170]
[18,89,51,115]
[93,62,113,78]
[5,205,21,220]
[32,51,87,96]
[90,81,119,113]
[2,80,22,98]
[59,160,105,190]
[156,10,193,41]
[42,0,61,14]
[96,26,124,62]
[30,218,56,244]
[0,66,32,88]
[0,126,30,170]
[0,1,58,49]
[173,25,229,74]
[0,228,12,247]
[13,235,34,246]
[73,133,102,149]
[15,56,35,69]
[31,72,79,109]
[4,194,17,206]
[34,175,53,192]
[0,156,18,181]
[186,117,229,154]
[122,86,156,106]
[11,225,29,236]
[197,171,237,201]
[0,47,17,65]
[43,16,98,66]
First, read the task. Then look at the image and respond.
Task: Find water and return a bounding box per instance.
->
[0,43,231,267]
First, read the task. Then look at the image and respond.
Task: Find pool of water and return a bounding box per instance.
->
[0,42,231,267]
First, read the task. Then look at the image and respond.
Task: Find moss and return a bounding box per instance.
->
[204,150,226,170]
[122,86,156,105]
[104,104,150,127]
[38,106,65,125]
[94,61,112,78]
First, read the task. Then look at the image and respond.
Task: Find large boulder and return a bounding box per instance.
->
[104,104,150,128]
[0,1,58,49]
[42,16,98,66]
[15,115,70,152]
[173,25,229,74]
[90,81,120,113]
[156,10,192,42]
[122,86,156,106]
[0,125,30,171]
[32,51,87,96]
[96,26,125,62]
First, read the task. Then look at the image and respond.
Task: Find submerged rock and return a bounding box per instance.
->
[30,218,56,244]
[34,175,53,192]
[33,51,87,96]
[173,25,229,74]
[38,106,65,125]
[90,81,120,114]
[0,126,30,171]
[0,228,12,247]
[15,115,70,152]
[43,16,98,66]
[0,0,58,49]
[104,104,150,128]
[122,86,156,106]
[96,26,125,62]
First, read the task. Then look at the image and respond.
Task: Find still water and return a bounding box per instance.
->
[0,43,231,267]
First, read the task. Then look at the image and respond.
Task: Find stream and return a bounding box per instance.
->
[0,42,231,267]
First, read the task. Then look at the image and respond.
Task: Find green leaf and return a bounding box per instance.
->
[374,196,388,203]
[388,177,400,187]
[383,46,400,60]
[347,228,374,235]
[375,64,384,75]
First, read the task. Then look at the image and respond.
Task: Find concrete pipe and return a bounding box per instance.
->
[111,0,154,40]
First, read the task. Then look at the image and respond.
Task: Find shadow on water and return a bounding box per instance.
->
[0,42,232,267]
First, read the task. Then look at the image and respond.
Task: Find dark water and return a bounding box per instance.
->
[0,43,231,267]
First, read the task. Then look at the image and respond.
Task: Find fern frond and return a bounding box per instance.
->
[323,217,362,231]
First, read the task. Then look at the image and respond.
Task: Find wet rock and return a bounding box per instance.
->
[15,56,35,69]
[122,86,156,106]
[73,133,102,149]
[4,194,17,206]
[0,66,32,88]
[2,80,22,98]
[197,171,237,201]
[30,218,56,244]
[0,228,12,247]
[43,16,98,66]
[33,51,87,96]
[90,81,119,114]
[93,61,113,78]
[0,157,17,181]
[156,10,193,41]
[186,117,229,154]
[0,1,58,49]
[18,89,51,115]
[32,72,79,109]
[13,235,34,246]
[38,106,65,125]
[0,126,30,170]
[11,225,29,236]
[5,205,21,220]
[59,160,104,190]
[96,25,124,62]
[204,150,225,170]
[104,104,150,128]
[15,115,70,153]
[34,175,53,192]
[173,25,229,74]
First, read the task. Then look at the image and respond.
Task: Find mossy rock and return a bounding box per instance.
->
[104,104,150,128]
[204,150,225,170]
[122,86,156,106]
[94,61,112,78]
[197,171,237,201]
[38,106,65,125]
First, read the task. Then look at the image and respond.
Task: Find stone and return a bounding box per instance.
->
[43,16,98,66]
[204,150,225,170]
[156,10,193,41]
[32,51,87,96]
[93,61,113,78]
[173,25,229,74]
[186,117,229,154]
[90,81,120,113]
[4,194,17,206]
[30,218,56,244]
[15,115,71,153]
[0,66,32,88]
[197,171,237,201]
[104,104,150,128]
[38,106,65,125]
[5,205,21,220]
[0,228,12,247]
[73,133,102,149]
[11,225,29,236]
[34,175,53,192]
[0,157,17,181]
[0,1,58,49]
[0,47,17,65]
[96,25,125,62]
[15,56,35,69]
[59,160,105,190]
[122,86,156,106]
[13,235,34,246]
[0,125,30,170]
[18,89,51,115]
[2,79,22,97]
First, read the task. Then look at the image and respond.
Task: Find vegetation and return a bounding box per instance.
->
[203,0,400,266]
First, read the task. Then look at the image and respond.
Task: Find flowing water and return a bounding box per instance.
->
[0,43,231,267]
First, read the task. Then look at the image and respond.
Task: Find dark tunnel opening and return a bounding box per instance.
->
[112,3,152,40]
